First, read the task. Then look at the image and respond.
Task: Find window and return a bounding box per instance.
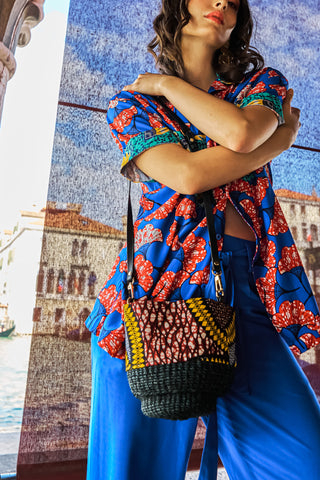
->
[55,308,64,323]
[36,268,44,293]
[301,205,306,215]
[88,271,97,297]
[72,239,79,256]
[291,226,298,240]
[56,269,65,293]
[290,204,296,214]
[47,268,55,293]
[80,240,88,257]
[33,307,42,322]
[78,271,86,295]
[302,227,308,241]
[311,225,319,242]
[68,270,76,294]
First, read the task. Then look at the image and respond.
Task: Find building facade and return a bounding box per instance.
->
[276,188,320,366]
[33,202,125,339]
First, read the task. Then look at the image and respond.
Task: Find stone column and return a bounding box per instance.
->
[0,0,45,122]
[0,41,16,120]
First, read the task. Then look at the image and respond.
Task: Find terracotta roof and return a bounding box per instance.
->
[44,208,125,236]
[275,189,320,203]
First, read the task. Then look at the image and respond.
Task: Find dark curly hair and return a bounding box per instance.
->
[148,0,264,84]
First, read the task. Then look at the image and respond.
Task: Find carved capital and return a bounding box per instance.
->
[0,41,16,79]
[18,0,45,48]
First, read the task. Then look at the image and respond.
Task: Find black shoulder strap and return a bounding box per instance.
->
[126,97,225,302]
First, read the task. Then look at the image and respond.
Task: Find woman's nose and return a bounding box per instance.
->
[214,1,228,9]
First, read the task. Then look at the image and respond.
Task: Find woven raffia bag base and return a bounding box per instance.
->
[127,357,235,420]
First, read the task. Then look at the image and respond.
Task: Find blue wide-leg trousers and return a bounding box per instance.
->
[86,235,320,480]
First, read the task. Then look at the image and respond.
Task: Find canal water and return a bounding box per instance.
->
[0,335,31,463]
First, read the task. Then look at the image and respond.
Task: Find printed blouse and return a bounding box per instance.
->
[86,67,320,357]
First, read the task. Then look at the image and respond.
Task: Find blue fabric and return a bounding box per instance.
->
[87,235,320,480]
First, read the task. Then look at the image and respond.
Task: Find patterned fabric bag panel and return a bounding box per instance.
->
[123,297,236,420]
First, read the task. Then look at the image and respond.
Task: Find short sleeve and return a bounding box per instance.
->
[107,91,180,182]
[237,67,288,126]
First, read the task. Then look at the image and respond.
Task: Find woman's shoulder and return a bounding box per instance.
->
[108,89,159,112]
[242,66,288,88]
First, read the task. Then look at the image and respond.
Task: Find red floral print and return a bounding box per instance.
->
[108,98,119,109]
[111,104,137,133]
[248,81,267,95]
[148,114,164,129]
[166,221,181,251]
[153,270,190,301]
[256,268,277,314]
[273,300,315,329]
[145,193,180,221]
[269,84,286,99]
[300,331,320,351]
[240,198,262,237]
[99,286,123,315]
[190,266,210,285]
[135,94,152,109]
[176,198,197,220]
[119,261,127,273]
[134,254,154,292]
[98,324,126,359]
[259,238,276,268]
[99,284,118,313]
[268,70,279,78]
[268,201,289,235]
[135,224,163,250]
[140,195,154,211]
[278,245,303,274]
[182,234,207,273]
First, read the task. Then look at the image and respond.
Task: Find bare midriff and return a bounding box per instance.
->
[224,200,256,241]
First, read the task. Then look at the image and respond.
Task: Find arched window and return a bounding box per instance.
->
[302,223,308,241]
[72,239,79,256]
[80,240,88,257]
[311,224,318,242]
[57,269,65,294]
[88,271,97,297]
[36,268,44,293]
[68,270,76,294]
[47,268,55,294]
[78,271,86,295]
[291,226,298,241]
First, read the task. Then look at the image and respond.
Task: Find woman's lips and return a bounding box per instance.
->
[205,12,224,25]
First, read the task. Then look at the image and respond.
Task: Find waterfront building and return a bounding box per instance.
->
[276,188,320,366]
[32,202,125,339]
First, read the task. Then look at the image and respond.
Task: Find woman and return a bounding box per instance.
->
[86,1,320,479]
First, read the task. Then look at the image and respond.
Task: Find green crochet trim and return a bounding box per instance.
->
[240,93,284,124]
[121,128,208,182]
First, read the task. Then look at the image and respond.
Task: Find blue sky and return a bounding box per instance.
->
[0,0,69,229]
[44,0,69,15]
[48,0,320,229]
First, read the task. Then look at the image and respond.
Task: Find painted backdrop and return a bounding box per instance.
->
[18,1,320,478]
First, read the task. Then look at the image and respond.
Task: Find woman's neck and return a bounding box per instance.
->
[181,37,217,91]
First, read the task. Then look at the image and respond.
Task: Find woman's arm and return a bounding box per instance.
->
[133,90,300,195]
[161,76,278,153]
[123,73,282,153]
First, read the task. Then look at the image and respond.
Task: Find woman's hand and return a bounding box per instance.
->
[280,89,301,149]
[123,72,170,96]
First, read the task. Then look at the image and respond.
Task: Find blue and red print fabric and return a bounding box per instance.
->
[86,67,320,357]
